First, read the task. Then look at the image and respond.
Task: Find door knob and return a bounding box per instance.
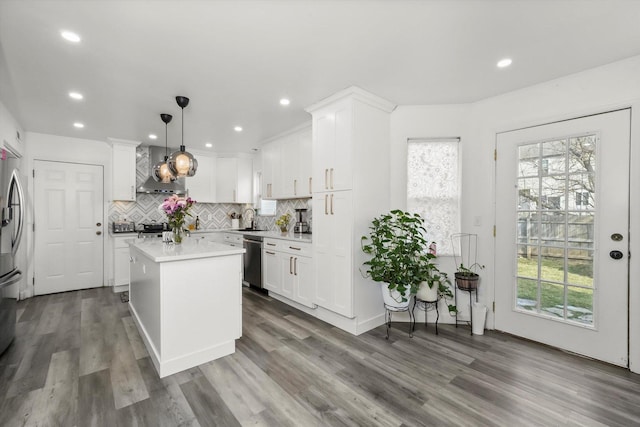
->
[96,222,102,227]
[96,231,102,236]
[609,250,623,260]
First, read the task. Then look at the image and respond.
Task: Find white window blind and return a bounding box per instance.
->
[407,138,460,255]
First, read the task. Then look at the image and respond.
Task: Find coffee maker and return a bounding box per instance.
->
[294,209,310,234]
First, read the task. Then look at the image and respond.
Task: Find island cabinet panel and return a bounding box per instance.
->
[128,241,244,378]
[161,256,241,361]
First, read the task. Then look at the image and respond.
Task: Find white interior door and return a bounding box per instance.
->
[34,161,104,295]
[495,109,630,367]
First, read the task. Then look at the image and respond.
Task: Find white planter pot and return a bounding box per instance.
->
[416,280,439,302]
[381,283,412,309]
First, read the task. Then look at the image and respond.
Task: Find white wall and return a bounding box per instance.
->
[24,132,112,298]
[390,55,640,372]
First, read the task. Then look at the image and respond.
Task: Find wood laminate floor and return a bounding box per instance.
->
[1,287,640,426]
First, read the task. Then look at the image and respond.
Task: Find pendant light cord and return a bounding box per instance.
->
[181,105,185,151]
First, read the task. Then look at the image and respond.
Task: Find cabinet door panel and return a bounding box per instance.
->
[297,129,313,198]
[262,249,281,293]
[186,156,216,203]
[112,144,136,201]
[280,253,295,300]
[332,106,352,191]
[216,158,236,202]
[312,115,334,192]
[236,157,252,203]
[294,256,314,308]
[114,247,130,286]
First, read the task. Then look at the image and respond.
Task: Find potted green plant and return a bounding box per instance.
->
[361,210,433,308]
[275,212,291,233]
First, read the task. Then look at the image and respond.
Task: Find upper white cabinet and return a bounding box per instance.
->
[186,155,216,203]
[0,101,24,157]
[109,138,140,201]
[261,124,312,199]
[305,86,395,327]
[312,105,352,192]
[216,156,252,203]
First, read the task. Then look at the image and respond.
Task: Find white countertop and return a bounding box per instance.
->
[129,238,245,263]
[190,228,313,243]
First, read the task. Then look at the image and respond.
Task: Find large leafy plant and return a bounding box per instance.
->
[361,210,436,301]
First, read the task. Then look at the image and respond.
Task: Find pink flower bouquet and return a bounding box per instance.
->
[159,195,196,243]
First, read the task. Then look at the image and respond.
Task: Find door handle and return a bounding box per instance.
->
[330,168,334,189]
[294,257,297,276]
[610,250,624,260]
[266,251,275,255]
[325,169,328,189]
[330,194,334,215]
[289,257,293,274]
[324,194,328,215]
[96,231,102,235]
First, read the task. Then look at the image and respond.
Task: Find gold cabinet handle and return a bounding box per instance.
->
[324,194,328,215]
[330,194,334,215]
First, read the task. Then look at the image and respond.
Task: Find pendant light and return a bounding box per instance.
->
[152,113,177,183]
[167,96,198,177]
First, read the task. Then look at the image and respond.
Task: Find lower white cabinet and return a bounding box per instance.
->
[262,239,314,308]
[222,232,243,247]
[113,235,132,287]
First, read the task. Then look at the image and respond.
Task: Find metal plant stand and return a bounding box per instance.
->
[454,285,477,335]
[384,301,415,340]
[412,296,440,334]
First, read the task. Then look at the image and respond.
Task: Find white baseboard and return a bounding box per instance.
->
[113,284,128,293]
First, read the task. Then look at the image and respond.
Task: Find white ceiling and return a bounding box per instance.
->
[1,0,640,153]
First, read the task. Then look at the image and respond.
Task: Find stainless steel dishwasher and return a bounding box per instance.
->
[243,234,263,289]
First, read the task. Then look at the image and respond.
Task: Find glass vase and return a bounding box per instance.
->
[172,226,184,244]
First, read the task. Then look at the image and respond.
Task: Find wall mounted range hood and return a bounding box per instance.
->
[137,146,186,194]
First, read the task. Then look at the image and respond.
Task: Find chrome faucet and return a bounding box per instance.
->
[243,208,256,229]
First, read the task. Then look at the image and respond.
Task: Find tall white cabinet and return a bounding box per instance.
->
[306,86,394,334]
[109,138,140,201]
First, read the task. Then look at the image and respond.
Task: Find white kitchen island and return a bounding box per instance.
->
[128,238,245,378]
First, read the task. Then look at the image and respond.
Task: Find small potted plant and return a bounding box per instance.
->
[275,212,291,233]
[361,210,432,309]
[454,263,484,290]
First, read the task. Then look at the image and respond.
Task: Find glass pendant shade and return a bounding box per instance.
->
[153,156,176,183]
[152,112,176,182]
[168,95,198,177]
[168,147,198,177]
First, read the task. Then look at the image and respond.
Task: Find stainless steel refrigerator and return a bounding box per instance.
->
[0,148,24,355]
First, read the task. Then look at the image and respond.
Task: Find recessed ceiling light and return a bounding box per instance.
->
[61,30,81,43]
[73,122,84,128]
[234,126,243,132]
[148,134,157,140]
[205,143,213,148]
[68,91,83,100]
[280,98,290,106]
[497,58,512,68]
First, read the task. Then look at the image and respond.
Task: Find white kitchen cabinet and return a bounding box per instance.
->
[222,232,243,248]
[263,247,281,293]
[216,156,252,203]
[186,155,216,203]
[0,102,24,157]
[312,191,353,316]
[311,103,352,192]
[113,235,132,288]
[262,238,314,308]
[261,142,278,199]
[261,124,312,200]
[110,138,140,201]
[305,87,394,332]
